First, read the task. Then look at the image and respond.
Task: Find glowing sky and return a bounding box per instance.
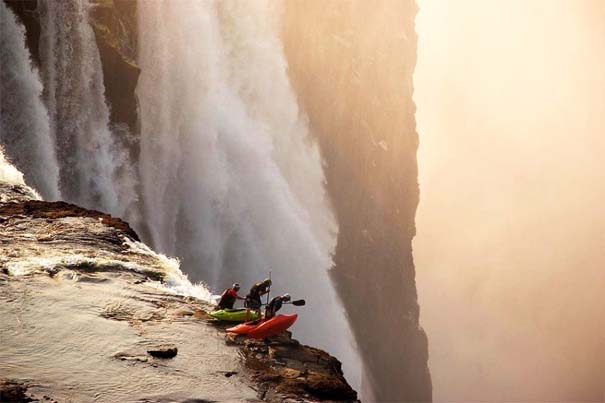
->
[414,0,605,400]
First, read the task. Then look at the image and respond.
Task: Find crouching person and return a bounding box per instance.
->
[264,294,291,319]
[215,283,245,310]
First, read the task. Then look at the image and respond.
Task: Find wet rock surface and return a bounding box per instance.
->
[0,199,140,241]
[0,186,357,402]
[0,182,40,203]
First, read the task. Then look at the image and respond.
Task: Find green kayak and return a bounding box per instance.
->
[209,308,259,322]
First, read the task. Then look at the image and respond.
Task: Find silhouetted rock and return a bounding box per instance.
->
[147,345,178,359]
[226,331,358,402]
[282,2,432,400]
[0,379,31,402]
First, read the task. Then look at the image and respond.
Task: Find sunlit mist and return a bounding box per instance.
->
[415,0,605,401]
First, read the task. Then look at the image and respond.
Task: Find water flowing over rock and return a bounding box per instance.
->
[38,0,137,218]
[136,0,361,388]
[0,1,59,200]
[0,152,357,402]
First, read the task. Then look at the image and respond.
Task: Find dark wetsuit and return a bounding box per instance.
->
[264,296,286,319]
[245,282,270,311]
[217,288,239,310]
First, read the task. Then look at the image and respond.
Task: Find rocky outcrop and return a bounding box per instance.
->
[0,379,31,402]
[0,180,357,402]
[147,345,178,359]
[0,199,139,241]
[282,1,432,401]
[226,331,358,402]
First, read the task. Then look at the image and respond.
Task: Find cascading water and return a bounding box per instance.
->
[0,0,362,390]
[0,2,60,200]
[137,0,361,387]
[37,0,137,218]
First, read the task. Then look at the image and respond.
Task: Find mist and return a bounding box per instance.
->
[414,0,605,401]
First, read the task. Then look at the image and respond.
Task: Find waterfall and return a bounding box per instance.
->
[0,146,27,188]
[38,0,137,217]
[0,2,59,200]
[137,0,361,387]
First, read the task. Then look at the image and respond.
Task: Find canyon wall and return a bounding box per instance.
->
[281,1,431,401]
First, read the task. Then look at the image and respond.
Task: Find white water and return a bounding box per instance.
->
[0,0,361,389]
[0,147,26,187]
[0,2,60,200]
[137,0,360,387]
[38,0,137,218]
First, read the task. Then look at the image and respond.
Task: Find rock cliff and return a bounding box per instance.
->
[282,1,432,401]
[0,168,357,402]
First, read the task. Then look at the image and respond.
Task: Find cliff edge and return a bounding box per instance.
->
[0,175,357,402]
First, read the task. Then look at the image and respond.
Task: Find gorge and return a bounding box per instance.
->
[1,1,430,401]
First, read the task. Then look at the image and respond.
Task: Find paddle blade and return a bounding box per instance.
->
[291,299,306,306]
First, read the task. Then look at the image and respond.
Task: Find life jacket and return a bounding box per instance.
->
[218,288,237,308]
[247,282,269,301]
[265,296,284,319]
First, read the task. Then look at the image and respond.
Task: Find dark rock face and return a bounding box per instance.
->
[225,331,358,402]
[0,379,32,402]
[90,0,140,135]
[147,345,178,359]
[282,1,432,401]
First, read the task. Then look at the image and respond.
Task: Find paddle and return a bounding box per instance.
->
[260,299,305,306]
[266,271,272,306]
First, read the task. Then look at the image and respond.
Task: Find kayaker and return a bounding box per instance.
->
[245,278,272,316]
[215,283,245,310]
[264,293,291,319]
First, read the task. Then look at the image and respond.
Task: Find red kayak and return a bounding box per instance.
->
[227,314,298,339]
[227,319,262,335]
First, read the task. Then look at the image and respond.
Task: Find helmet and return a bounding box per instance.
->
[232,283,240,290]
[282,293,291,302]
[263,278,272,286]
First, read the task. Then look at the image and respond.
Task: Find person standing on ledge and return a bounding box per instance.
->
[245,278,272,317]
[215,283,245,310]
[264,293,291,319]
